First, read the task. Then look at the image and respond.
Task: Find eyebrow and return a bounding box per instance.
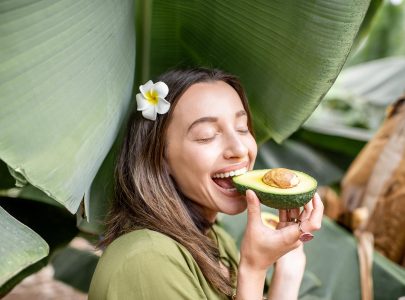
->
[187,110,247,133]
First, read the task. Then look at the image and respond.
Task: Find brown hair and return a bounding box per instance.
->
[101,67,254,296]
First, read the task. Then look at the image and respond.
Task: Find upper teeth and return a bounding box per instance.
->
[212,167,247,178]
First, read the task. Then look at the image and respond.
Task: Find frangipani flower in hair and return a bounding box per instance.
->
[136,80,170,121]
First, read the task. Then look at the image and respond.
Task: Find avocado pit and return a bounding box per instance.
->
[262,168,300,189]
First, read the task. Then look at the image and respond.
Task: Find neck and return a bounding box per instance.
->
[204,209,218,225]
[182,197,216,233]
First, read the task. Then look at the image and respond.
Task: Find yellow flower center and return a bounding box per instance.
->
[145,90,159,105]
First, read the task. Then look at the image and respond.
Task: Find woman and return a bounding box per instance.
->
[89,68,323,300]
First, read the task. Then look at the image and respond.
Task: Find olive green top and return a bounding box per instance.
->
[88,224,239,300]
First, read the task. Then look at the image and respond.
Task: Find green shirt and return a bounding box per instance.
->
[89,225,239,300]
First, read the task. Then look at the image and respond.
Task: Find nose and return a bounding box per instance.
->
[223,132,248,159]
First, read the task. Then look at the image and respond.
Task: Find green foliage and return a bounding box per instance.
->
[51,247,99,293]
[140,0,371,143]
[294,127,368,160]
[351,0,385,50]
[0,0,377,294]
[0,194,78,294]
[301,1,405,157]
[0,0,135,214]
[0,207,48,295]
[0,198,78,252]
[348,0,405,66]
[304,56,405,156]
[0,258,47,298]
[0,161,14,189]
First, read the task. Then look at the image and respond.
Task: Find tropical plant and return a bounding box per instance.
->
[347,0,405,66]
[0,0,375,295]
[289,1,405,180]
[303,0,405,140]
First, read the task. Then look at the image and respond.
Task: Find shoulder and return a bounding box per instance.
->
[102,229,193,266]
[90,229,207,299]
[108,228,182,251]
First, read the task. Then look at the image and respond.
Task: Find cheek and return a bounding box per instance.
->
[169,155,212,203]
[166,142,215,189]
[247,134,258,160]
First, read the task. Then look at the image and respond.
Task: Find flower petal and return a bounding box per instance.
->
[136,93,149,111]
[153,81,169,98]
[139,80,154,97]
[157,98,170,114]
[142,105,157,121]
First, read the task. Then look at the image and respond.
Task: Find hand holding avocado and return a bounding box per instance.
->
[235,189,323,300]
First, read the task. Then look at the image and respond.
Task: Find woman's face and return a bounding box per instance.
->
[165,81,257,222]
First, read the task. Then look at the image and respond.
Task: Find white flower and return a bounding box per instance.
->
[136,80,170,121]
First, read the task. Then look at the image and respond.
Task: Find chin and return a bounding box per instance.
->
[220,196,247,216]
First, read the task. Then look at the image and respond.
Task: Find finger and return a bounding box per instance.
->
[277,209,288,229]
[300,199,313,220]
[303,193,324,232]
[279,209,288,223]
[246,190,263,226]
[288,208,300,221]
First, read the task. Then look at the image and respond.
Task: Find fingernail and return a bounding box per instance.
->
[299,233,314,242]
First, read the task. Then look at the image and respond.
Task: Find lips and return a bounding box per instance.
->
[212,161,249,176]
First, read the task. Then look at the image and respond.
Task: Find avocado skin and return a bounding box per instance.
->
[233,182,316,209]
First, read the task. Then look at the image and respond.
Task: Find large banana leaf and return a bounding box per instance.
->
[76,134,120,234]
[140,0,371,143]
[348,0,405,66]
[0,0,135,213]
[350,0,384,50]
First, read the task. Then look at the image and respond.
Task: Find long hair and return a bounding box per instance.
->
[101,67,254,296]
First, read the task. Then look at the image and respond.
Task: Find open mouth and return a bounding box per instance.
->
[212,177,236,190]
[211,167,248,193]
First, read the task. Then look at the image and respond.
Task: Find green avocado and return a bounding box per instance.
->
[232,169,317,209]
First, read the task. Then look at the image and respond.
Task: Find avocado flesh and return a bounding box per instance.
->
[232,169,317,209]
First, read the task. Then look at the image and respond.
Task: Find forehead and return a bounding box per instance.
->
[171,81,245,121]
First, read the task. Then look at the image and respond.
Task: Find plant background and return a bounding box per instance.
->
[1,0,405,298]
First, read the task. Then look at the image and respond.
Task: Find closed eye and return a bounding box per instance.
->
[196,136,215,143]
[238,129,249,134]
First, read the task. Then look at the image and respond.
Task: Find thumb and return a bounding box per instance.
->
[246,190,262,226]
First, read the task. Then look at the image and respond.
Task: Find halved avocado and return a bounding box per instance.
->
[232,169,317,209]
